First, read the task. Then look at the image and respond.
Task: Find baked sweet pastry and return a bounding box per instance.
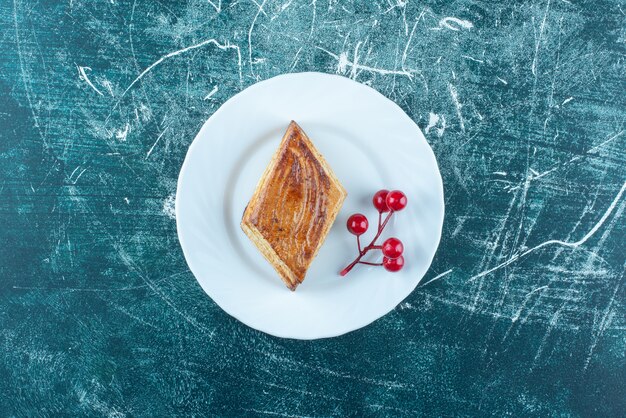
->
[241,121,347,290]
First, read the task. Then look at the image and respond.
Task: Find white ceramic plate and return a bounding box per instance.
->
[176,72,444,339]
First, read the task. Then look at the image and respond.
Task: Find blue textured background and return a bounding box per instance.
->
[1,0,625,416]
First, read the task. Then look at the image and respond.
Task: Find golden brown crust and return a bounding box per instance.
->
[241,121,346,290]
[240,221,297,290]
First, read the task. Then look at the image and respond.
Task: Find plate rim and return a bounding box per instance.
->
[176,71,445,339]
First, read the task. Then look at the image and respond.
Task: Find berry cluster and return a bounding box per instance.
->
[340,190,407,276]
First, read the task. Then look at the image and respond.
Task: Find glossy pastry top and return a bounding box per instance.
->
[243,122,346,285]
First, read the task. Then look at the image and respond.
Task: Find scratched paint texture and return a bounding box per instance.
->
[1,0,625,416]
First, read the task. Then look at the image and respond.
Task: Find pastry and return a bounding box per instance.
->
[241,121,347,290]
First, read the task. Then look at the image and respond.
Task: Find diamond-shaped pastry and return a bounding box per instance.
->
[241,121,347,290]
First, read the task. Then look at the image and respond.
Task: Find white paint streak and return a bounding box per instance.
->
[69,165,81,181]
[448,83,465,132]
[438,17,473,31]
[508,130,624,192]
[470,182,626,281]
[77,66,104,96]
[350,41,363,79]
[116,247,213,336]
[587,130,623,154]
[248,0,268,79]
[289,46,303,71]
[420,269,454,287]
[115,123,130,142]
[280,0,293,11]
[203,85,219,100]
[138,103,151,121]
[531,0,551,76]
[337,51,349,73]
[402,11,424,67]
[122,39,242,97]
[13,0,46,143]
[511,286,548,322]
[462,55,484,63]
[72,168,88,185]
[584,281,620,370]
[146,127,169,159]
[533,303,563,364]
[250,0,267,16]
[424,112,446,137]
[240,408,313,418]
[110,303,159,330]
[163,194,176,219]
[290,0,316,71]
[317,46,417,80]
[207,0,221,13]
[100,79,115,96]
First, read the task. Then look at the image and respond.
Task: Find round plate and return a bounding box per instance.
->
[176,72,444,339]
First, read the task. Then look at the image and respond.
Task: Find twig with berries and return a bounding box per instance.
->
[339,189,407,276]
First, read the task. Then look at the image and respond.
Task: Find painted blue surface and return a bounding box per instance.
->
[1,0,624,415]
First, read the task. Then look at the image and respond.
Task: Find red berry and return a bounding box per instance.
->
[372,189,390,213]
[386,190,407,211]
[382,237,403,259]
[383,255,404,272]
[347,214,368,235]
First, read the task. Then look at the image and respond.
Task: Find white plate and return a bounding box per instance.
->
[176,72,444,339]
